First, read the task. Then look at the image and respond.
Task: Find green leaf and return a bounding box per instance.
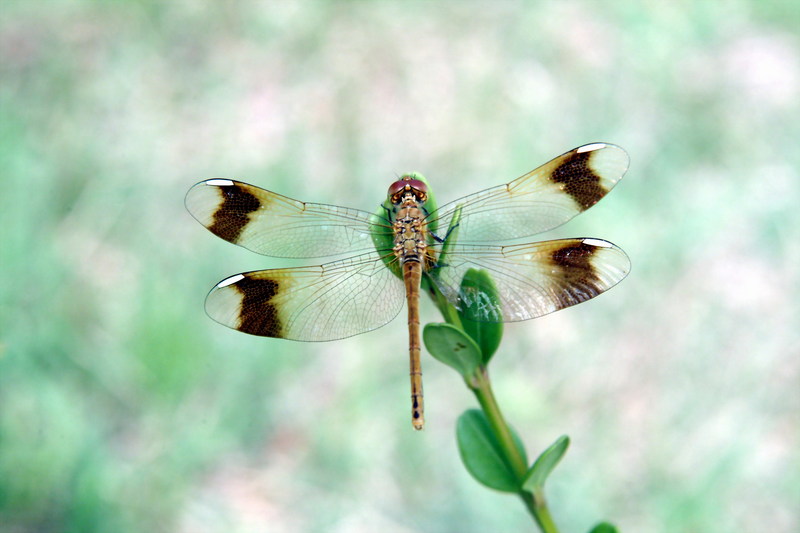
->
[435,204,462,274]
[588,522,619,533]
[521,435,570,495]
[423,323,482,378]
[458,269,504,362]
[425,204,464,325]
[456,409,527,493]
[411,172,439,236]
[370,204,400,279]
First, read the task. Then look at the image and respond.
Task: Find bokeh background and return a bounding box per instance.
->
[2,2,798,532]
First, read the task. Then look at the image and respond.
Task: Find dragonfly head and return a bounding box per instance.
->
[388,175,428,205]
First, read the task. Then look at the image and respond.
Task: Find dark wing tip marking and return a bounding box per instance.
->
[550,148,608,210]
[233,275,283,337]
[549,240,605,310]
[208,182,262,244]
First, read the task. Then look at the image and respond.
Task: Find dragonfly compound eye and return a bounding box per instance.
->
[405,179,427,194]
[387,179,406,197]
[387,180,407,204]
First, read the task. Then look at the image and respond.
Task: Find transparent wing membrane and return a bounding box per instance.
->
[205,251,405,341]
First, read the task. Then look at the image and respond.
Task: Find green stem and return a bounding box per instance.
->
[470,368,560,533]
[529,497,559,533]
[470,369,527,478]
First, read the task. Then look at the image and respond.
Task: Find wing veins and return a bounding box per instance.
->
[281,252,400,336]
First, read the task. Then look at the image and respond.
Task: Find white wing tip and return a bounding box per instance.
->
[577,143,607,153]
[217,274,245,288]
[206,179,235,187]
[582,238,612,248]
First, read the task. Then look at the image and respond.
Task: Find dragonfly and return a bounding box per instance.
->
[186,143,630,430]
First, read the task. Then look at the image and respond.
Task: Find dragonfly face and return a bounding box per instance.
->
[387,175,428,205]
[186,143,631,430]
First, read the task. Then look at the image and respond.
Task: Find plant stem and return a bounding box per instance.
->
[425,280,560,531]
[470,369,527,477]
[529,498,559,533]
[470,368,560,533]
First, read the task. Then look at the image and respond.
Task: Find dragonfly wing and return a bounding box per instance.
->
[428,143,629,243]
[186,179,386,258]
[430,239,630,322]
[205,251,405,341]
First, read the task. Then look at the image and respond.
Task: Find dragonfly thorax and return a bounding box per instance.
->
[392,200,428,265]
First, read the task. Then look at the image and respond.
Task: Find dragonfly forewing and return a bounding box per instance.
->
[426,143,629,244]
[186,179,388,258]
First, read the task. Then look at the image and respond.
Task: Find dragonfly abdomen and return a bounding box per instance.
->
[403,260,424,430]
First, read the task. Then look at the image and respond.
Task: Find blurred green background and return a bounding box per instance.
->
[2,2,799,532]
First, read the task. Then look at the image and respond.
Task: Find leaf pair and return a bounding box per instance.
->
[455,418,617,533]
[456,410,569,495]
